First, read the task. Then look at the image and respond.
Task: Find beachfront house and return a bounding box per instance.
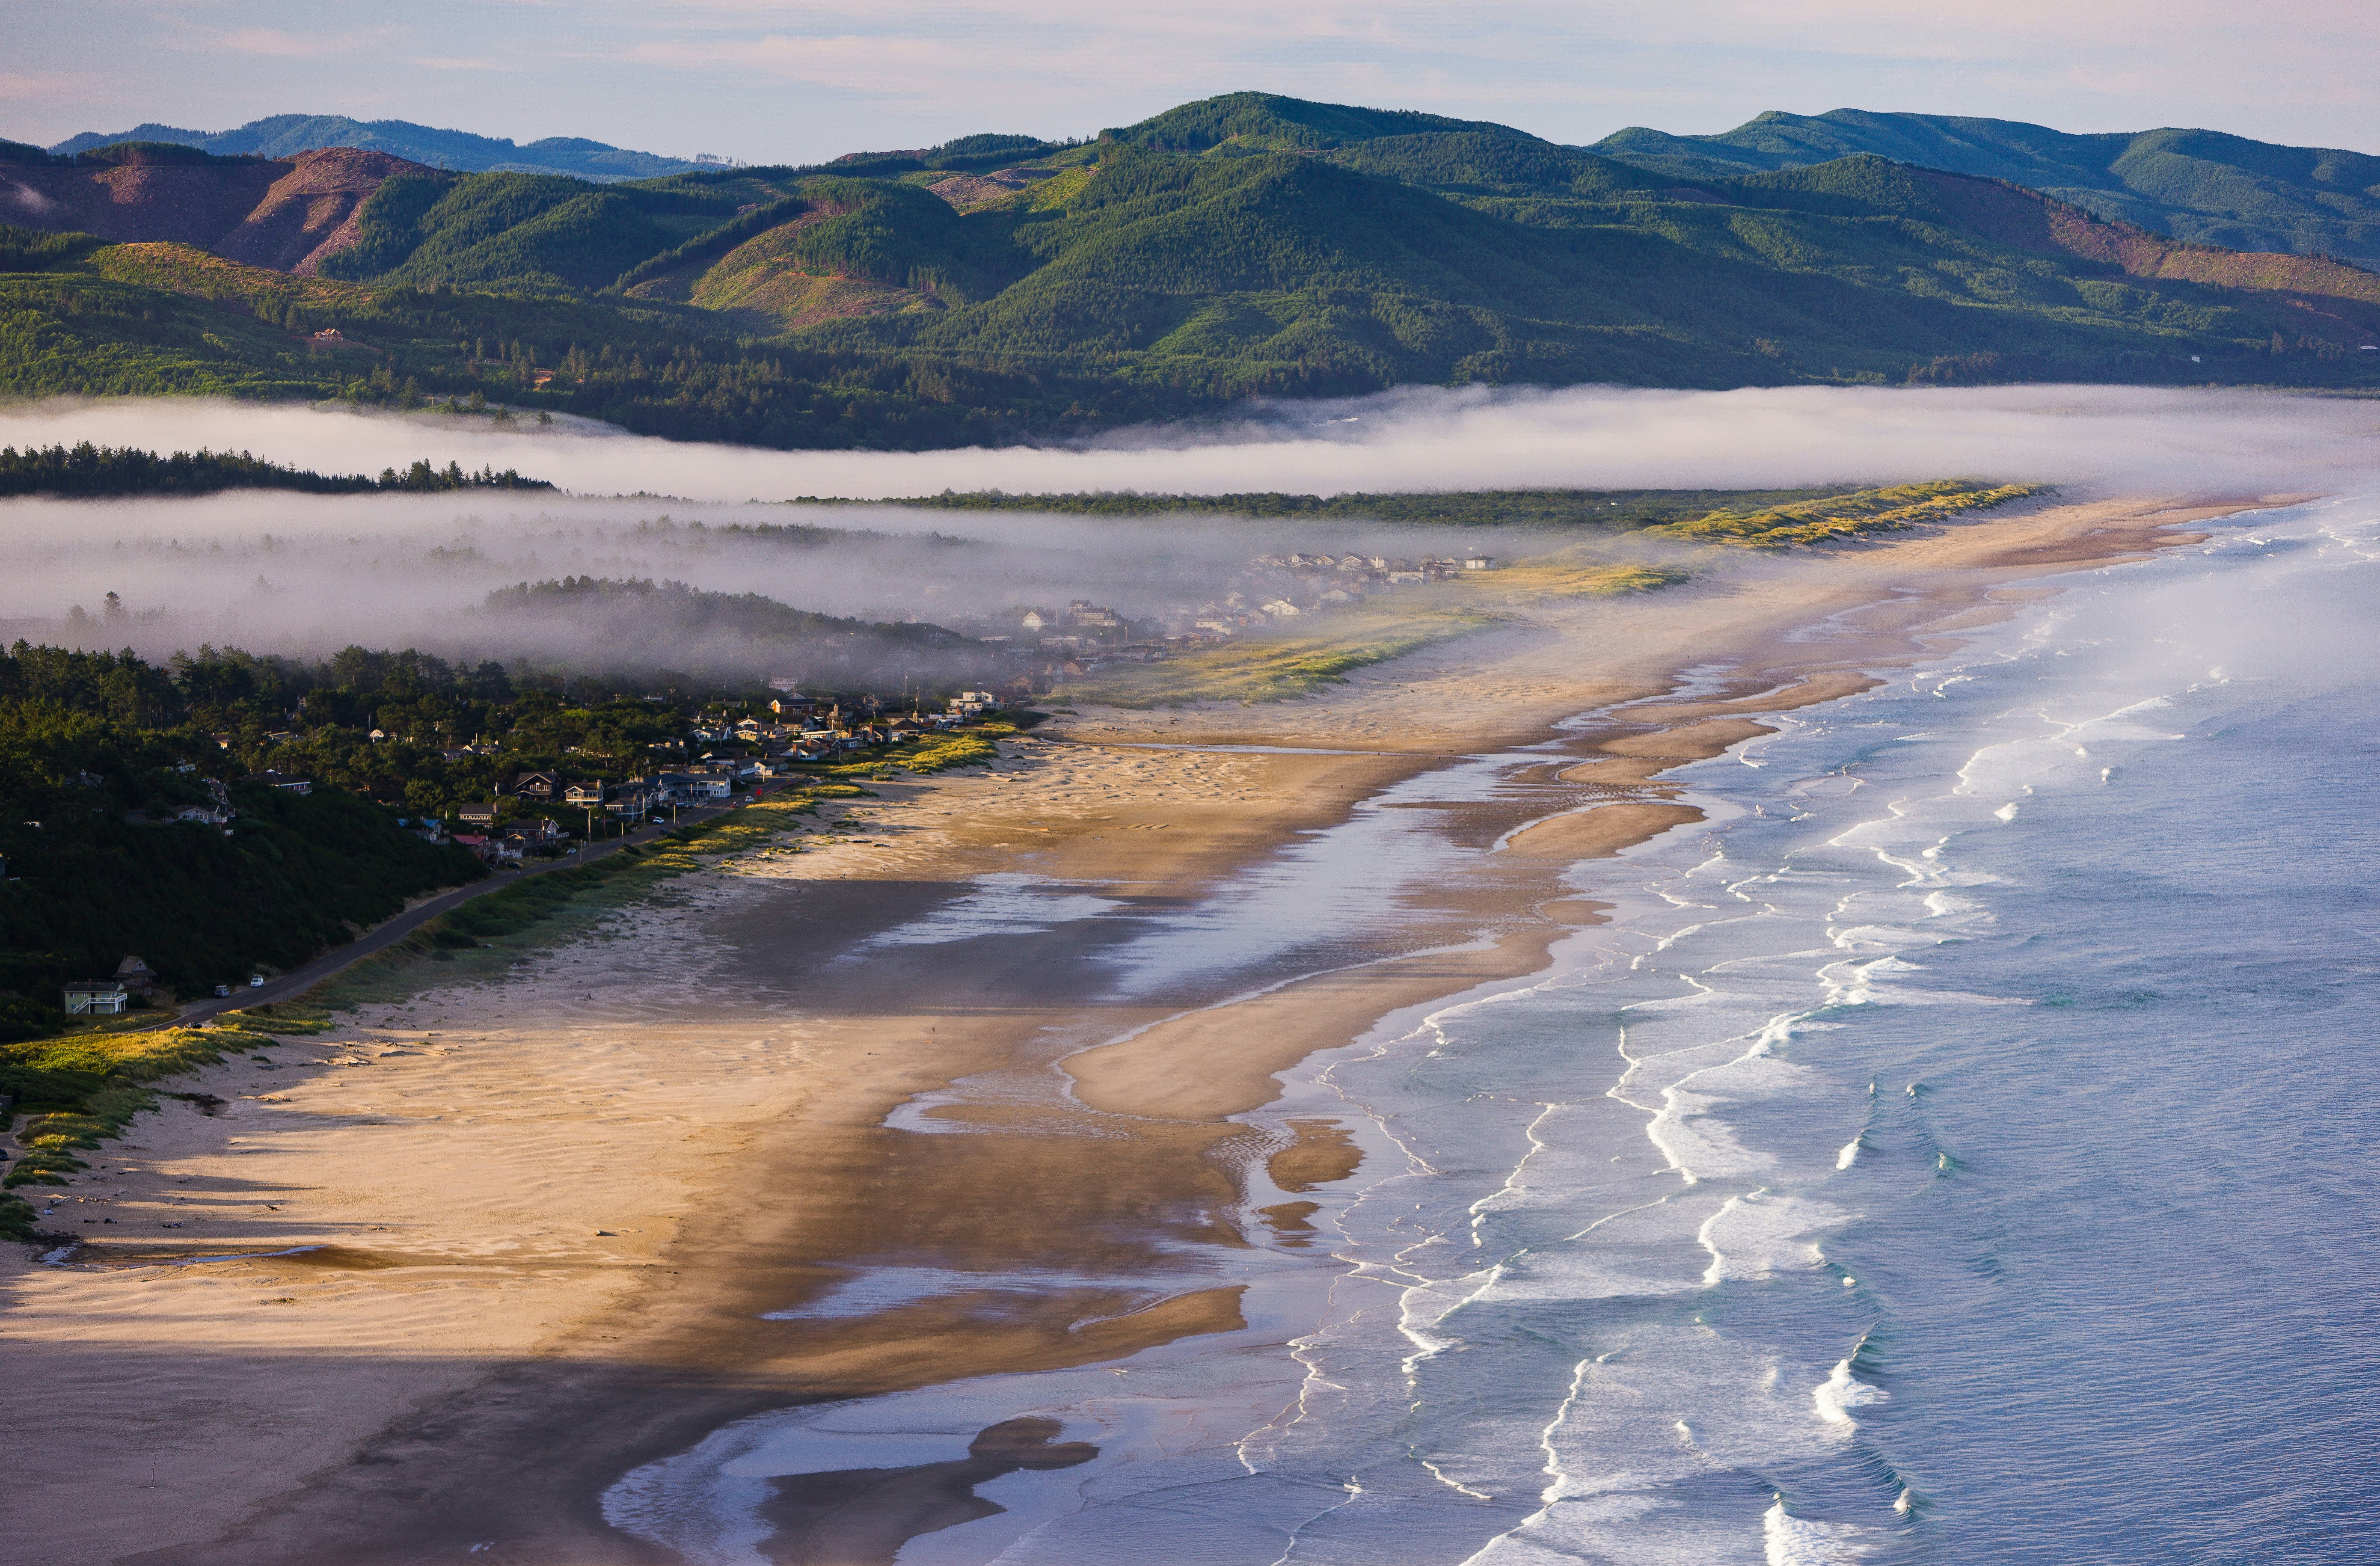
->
[64,981,129,1015]
[114,956,158,997]
[564,782,607,807]
[509,771,562,801]
[457,801,500,827]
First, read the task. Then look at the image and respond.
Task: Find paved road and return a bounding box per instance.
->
[148,790,775,1030]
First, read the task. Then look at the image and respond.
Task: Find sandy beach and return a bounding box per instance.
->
[0,489,2281,1565]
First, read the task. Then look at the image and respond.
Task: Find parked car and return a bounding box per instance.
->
[213,984,231,997]
[248,974,264,988]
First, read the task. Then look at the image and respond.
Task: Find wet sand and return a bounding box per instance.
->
[0,491,2278,1564]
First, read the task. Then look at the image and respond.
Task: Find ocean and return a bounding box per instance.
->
[608,492,2380,1565]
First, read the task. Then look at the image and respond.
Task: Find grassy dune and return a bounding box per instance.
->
[0,1024,277,1232]
[1075,561,1679,708]
[1650,480,2049,547]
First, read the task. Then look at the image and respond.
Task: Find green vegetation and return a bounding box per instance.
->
[1071,602,1492,706]
[1590,110,2380,268]
[0,1024,272,1234]
[0,226,104,272]
[789,710,1039,781]
[310,791,823,1003]
[6,93,2380,451]
[846,478,2046,546]
[0,642,490,1039]
[0,441,550,497]
[1647,480,2049,547]
[849,483,1944,528]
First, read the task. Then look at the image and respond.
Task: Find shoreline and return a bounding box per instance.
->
[0,489,2284,1564]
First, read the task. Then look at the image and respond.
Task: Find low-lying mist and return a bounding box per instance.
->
[0,489,1623,675]
[3,383,2372,680]
[5,383,2376,503]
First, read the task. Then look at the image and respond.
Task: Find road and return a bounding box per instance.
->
[149,791,770,1030]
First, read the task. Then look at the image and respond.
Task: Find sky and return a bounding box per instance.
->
[7,1,2378,165]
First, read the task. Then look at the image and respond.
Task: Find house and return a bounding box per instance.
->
[606,783,654,817]
[312,327,345,342]
[64,981,129,1015]
[245,771,312,795]
[174,803,229,825]
[509,771,562,801]
[114,956,157,997]
[457,801,500,827]
[1464,555,1499,571]
[564,782,607,807]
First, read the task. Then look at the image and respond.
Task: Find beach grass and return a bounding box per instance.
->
[1651,480,2049,548]
[305,790,824,1007]
[1,1024,275,1229]
[1074,561,1682,707]
[776,712,1037,782]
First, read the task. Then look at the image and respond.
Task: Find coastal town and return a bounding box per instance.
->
[233,544,1499,861]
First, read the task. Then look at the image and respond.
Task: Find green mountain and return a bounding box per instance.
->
[1591,110,2380,267]
[43,113,709,183]
[6,93,2380,451]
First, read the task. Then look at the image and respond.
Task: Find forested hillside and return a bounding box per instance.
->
[1591,109,2380,267]
[0,644,484,1041]
[4,92,2379,449]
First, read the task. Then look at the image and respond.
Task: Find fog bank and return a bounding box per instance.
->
[4,384,2377,504]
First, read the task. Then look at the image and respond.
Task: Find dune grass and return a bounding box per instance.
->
[776,712,1038,782]
[1651,480,2048,547]
[303,790,828,1008]
[1074,560,1684,708]
[0,1024,276,1232]
[1071,600,1493,708]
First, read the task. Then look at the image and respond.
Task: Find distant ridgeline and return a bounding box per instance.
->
[0,443,553,498]
[36,114,706,182]
[3,92,2379,451]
